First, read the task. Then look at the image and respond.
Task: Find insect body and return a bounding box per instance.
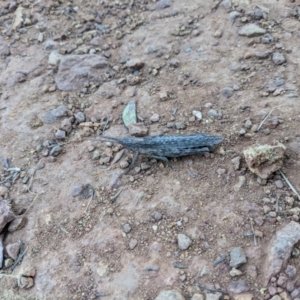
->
[104,133,222,163]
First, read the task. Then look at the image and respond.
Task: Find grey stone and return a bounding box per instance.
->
[227,280,249,294]
[222,87,234,98]
[90,37,102,46]
[92,150,101,160]
[285,265,296,278]
[49,145,61,157]
[129,238,138,250]
[52,105,68,118]
[153,0,171,10]
[262,33,274,44]
[55,55,109,91]
[128,123,148,137]
[230,11,241,22]
[191,294,204,300]
[175,122,186,129]
[144,265,160,271]
[264,221,300,285]
[277,275,287,287]
[43,111,56,124]
[123,224,131,233]
[71,185,83,197]
[230,247,247,268]
[6,242,20,260]
[274,180,283,189]
[291,289,300,299]
[208,109,218,117]
[75,112,85,123]
[155,290,184,300]
[169,59,180,68]
[48,50,63,65]
[178,234,192,250]
[238,24,266,37]
[145,45,156,54]
[55,129,66,140]
[231,156,241,170]
[272,52,286,65]
[125,58,144,70]
[154,211,162,221]
[60,118,73,133]
[4,258,13,268]
[141,162,150,170]
[245,119,252,129]
[205,292,222,300]
[0,200,16,233]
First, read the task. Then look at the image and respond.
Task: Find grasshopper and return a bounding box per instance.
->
[103,133,223,169]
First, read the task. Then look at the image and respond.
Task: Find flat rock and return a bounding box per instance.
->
[0,200,16,233]
[264,221,300,285]
[55,55,109,91]
[238,24,266,37]
[228,280,249,295]
[206,292,222,300]
[48,50,63,65]
[243,142,286,179]
[6,242,20,260]
[230,247,247,268]
[128,123,148,137]
[191,293,204,300]
[155,290,185,300]
[43,105,68,124]
[95,80,121,98]
[233,293,254,300]
[8,217,26,232]
[272,52,286,65]
[125,58,144,70]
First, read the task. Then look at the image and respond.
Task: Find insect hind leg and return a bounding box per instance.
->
[149,155,173,170]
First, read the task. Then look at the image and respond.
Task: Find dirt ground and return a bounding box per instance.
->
[1,0,300,299]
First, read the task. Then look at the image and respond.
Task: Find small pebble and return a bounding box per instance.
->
[129,239,138,250]
[123,224,131,233]
[177,234,192,250]
[274,180,283,189]
[49,145,61,157]
[72,185,83,197]
[207,109,218,117]
[150,113,160,122]
[175,122,186,130]
[75,112,85,123]
[55,129,66,140]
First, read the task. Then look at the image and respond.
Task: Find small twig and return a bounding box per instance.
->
[211,0,223,12]
[11,241,27,272]
[172,107,178,116]
[256,107,275,132]
[187,170,196,178]
[275,195,279,213]
[256,82,267,91]
[249,218,257,246]
[22,194,38,216]
[27,169,36,193]
[0,107,7,110]
[110,189,123,203]
[196,283,225,294]
[279,170,300,200]
[60,226,69,234]
[84,190,94,213]
[100,115,110,135]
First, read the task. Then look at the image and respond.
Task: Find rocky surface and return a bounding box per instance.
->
[0,0,300,299]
